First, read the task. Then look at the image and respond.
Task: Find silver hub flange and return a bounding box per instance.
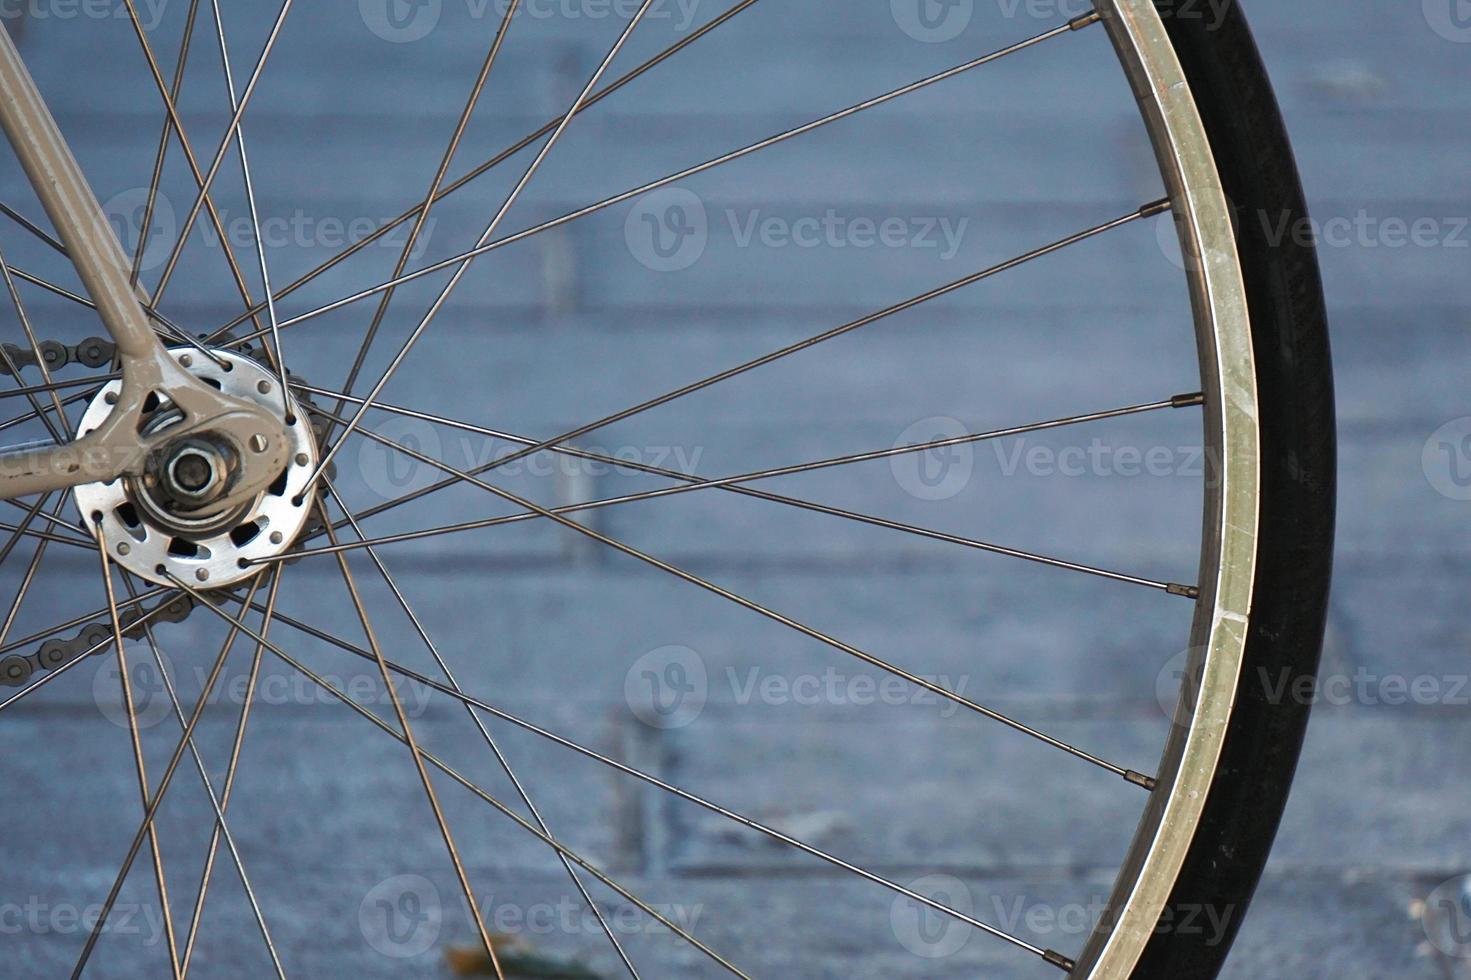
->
[74,348,317,587]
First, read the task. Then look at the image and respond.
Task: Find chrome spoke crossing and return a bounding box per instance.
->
[307,0,662,489]
[95,531,183,980]
[330,200,1168,530]
[174,580,750,979]
[120,574,285,979]
[332,0,524,431]
[320,479,639,977]
[236,14,1103,344]
[68,574,262,980]
[229,585,1080,970]
[207,0,285,383]
[302,410,1153,788]
[199,0,765,344]
[317,506,507,979]
[120,0,268,346]
[149,0,294,308]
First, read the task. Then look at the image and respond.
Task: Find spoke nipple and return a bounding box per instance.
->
[1125,770,1159,792]
[1043,949,1077,971]
[1068,9,1102,30]
[1171,391,1206,408]
[1140,198,1173,219]
[1166,583,1201,600]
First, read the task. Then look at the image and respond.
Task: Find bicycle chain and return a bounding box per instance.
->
[0,337,333,687]
[0,336,116,376]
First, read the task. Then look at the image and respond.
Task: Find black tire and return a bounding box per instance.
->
[1131,2,1337,977]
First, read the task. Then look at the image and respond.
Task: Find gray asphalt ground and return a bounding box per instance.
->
[0,1,1466,977]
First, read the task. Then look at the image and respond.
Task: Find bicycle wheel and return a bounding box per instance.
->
[0,0,1332,976]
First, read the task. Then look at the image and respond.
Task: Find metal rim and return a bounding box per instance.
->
[1075,1,1260,975]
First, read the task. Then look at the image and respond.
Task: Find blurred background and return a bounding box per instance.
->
[0,1,1464,977]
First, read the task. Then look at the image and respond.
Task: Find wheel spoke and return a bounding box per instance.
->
[198,0,765,346]
[0,199,67,255]
[308,0,661,490]
[321,479,641,977]
[253,15,1102,342]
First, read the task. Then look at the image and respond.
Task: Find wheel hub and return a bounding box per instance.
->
[74,348,318,587]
